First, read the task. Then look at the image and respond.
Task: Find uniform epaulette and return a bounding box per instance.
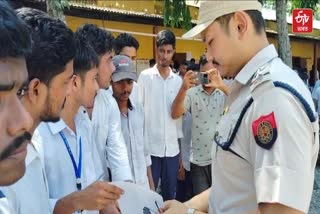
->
[249,62,316,123]
[249,63,274,100]
[273,81,317,123]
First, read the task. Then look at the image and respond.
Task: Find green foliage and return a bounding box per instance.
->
[290,0,319,12]
[289,0,320,19]
[260,0,276,9]
[46,0,69,19]
[260,0,319,16]
[160,0,319,29]
[158,0,193,30]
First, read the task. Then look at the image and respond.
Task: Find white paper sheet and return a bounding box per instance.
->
[112,182,163,214]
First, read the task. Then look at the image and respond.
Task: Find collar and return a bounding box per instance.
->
[235,44,278,85]
[25,143,39,166]
[153,64,175,79]
[47,106,86,135]
[48,119,67,135]
[198,85,217,95]
[199,85,206,93]
[120,99,135,117]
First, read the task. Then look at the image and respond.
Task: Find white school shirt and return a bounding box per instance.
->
[120,100,151,189]
[0,141,50,214]
[92,89,132,181]
[209,45,319,214]
[0,198,11,214]
[138,65,182,157]
[35,107,99,214]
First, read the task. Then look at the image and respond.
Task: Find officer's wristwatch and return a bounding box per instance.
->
[186,208,195,214]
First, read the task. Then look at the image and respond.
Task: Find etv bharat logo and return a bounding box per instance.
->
[292,9,313,33]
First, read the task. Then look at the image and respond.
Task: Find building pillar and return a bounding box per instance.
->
[153,26,157,60]
[314,42,319,80]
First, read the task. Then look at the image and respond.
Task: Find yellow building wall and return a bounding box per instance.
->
[70,0,157,14]
[291,40,314,69]
[266,19,320,70]
[268,35,319,70]
[66,16,154,59]
[66,15,319,69]
[65,16,205,61]
[266,19,320,37]
[268,36,314,60]
[267,37,278,49]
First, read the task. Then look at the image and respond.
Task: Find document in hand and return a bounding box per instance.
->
[112,181,164,214]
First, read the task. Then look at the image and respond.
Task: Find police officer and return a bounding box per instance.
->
[161,1,319,214]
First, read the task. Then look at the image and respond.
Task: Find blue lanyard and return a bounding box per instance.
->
[59,131,82,191]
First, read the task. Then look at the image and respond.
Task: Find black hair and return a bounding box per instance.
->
[16,7,47,30]
[217,10,265,35]
[17,8,75,85]
[113,33,139,55]
[73,33,99,78]
[181,60,188,66]
[76,24,113,56]
[156,29,176,49]
[199,55,208,66]
[149,58,156,67]
[173,60,180,70]
[0,2,31,59]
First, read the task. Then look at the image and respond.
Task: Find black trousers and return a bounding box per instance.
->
[190,163,212,196]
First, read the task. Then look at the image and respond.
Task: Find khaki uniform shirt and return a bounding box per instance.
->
[209,45,319,214]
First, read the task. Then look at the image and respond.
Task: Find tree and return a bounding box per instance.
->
[156,0,192,30]
[276,0,292,68]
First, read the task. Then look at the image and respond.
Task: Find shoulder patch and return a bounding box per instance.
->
[252,112,278,150]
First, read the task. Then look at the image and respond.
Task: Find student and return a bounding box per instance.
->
[0,2,32,186]
[1,7,76,214]
[76,24,132,182]
[138,30,182,200]
[111,55,154,190]
[112,33,140,104]
[35,35,123,214]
